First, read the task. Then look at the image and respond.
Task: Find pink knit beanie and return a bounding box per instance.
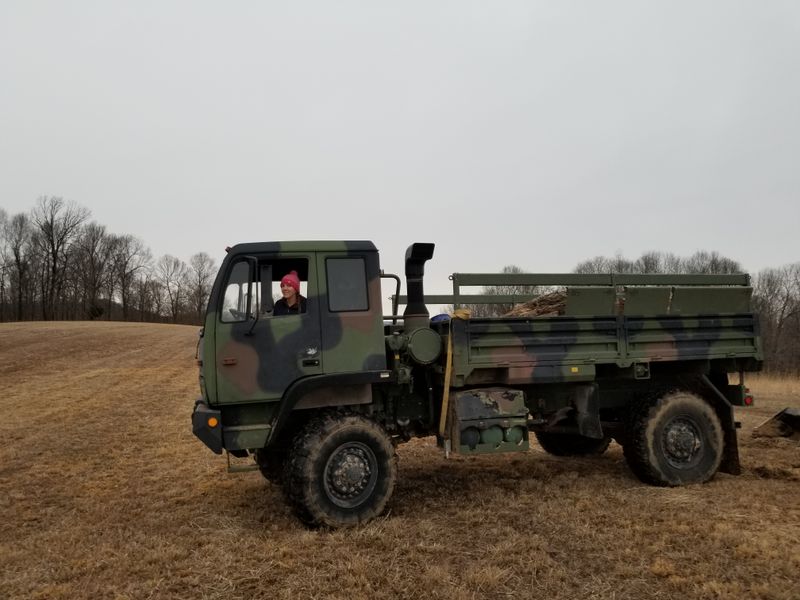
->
[280,271,300,292]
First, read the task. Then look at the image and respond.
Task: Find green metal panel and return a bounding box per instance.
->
[670,286,753,315]
[232,241,377,254]
[396,294,541,305]
[624,287,672,315]
[564,287,617,316]
[223,424,271,451]
[465,317,620,365]
[625,315,761,362]
[446,308,762,387]
[449,272,750,288]
[452,273,613,287]
[447,317,613,386]
[396,272,751,309]
[612,274,750,286]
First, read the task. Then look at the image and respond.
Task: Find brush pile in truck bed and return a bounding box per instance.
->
[504,291,567,317]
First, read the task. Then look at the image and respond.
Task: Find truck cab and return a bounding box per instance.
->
[194,241,389,454]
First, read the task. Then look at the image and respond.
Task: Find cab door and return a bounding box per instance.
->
[316,251,387,373]
[214,253,322,405]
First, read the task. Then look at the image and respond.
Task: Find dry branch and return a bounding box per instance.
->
[504,291,567,317]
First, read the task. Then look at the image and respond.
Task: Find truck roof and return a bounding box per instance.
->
[228,241,377,254]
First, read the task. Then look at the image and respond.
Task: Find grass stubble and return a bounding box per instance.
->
[0,322,798,600]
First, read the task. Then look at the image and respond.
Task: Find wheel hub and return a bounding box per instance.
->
[663,417,702,467]
[324,442,378,508]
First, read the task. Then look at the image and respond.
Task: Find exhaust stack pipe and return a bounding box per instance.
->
[403,243,435,332]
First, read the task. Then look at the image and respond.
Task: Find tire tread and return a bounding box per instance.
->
[283,411,397,527]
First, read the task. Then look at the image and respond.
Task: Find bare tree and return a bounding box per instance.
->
[188,252,216,324]
[456,265,542,317]
[0,208,8,321]
[75,222,115,319]
[574,255,611,274]
[31,197,90,320]
[157,254,188,323]
[3,213,34,321]
[151,278,166,320]
[682,251,742,275]
[753,264,800,374]
[574,250,742,276]
[132,269,157,321]
[114,235,151,320]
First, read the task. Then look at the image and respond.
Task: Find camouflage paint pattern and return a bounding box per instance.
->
[193,242,763,459]
[199,241,387,451]
[452,388,530,455]
[447,296,762,389]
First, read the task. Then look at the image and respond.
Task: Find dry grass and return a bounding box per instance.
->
[1,322,799,600]
[504,291,566,317]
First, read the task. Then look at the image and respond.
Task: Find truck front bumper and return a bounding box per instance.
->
[192,398,223,455]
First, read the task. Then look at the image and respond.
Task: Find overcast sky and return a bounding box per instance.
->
[1,1,798,294]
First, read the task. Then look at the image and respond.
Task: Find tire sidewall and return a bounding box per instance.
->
[644,393,723,485]
[307,418,396,527]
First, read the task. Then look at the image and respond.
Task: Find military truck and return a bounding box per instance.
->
[191,241,762,527]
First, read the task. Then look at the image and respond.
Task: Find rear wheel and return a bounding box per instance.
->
[534,432,611,456]
[283,413,397,527]
[623,391,723,486]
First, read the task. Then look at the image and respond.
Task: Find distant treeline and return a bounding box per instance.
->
[0,197,215,327]
[2,197,799,374]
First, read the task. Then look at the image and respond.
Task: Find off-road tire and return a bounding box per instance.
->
[535,432,612,456]
[623,391,723,486]
[255,448,285,484]
[283,412,397,528]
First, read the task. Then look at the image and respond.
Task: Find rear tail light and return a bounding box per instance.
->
[744,388,754,406]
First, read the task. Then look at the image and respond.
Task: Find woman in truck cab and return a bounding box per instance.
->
[273,270,307,316]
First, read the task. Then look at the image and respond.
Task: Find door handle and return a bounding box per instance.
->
[302,359,320,367]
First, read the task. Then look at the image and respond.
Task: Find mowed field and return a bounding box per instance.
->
[1,322,798,600]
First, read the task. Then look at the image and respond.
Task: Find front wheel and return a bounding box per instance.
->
[255,448,285,484]
[623,391,724,486]
[283,413,397,527]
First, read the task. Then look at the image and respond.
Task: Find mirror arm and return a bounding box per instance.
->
[244,256,260,336]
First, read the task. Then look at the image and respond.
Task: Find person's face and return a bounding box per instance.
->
[281,282,297,301]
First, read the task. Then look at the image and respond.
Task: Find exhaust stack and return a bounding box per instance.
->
[403,243,435,333]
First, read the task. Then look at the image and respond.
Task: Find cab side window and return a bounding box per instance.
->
[269,259,309,317]
[220,257,310,321]
[221,261,253,323]
[327,257,368,312]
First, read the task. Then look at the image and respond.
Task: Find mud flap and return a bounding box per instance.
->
[574,384,603,439]
[716,401,741,476]
[699,375,740,476]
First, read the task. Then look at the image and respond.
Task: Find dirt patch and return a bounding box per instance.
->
[1,322,799,599]
[751,465,800,481]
